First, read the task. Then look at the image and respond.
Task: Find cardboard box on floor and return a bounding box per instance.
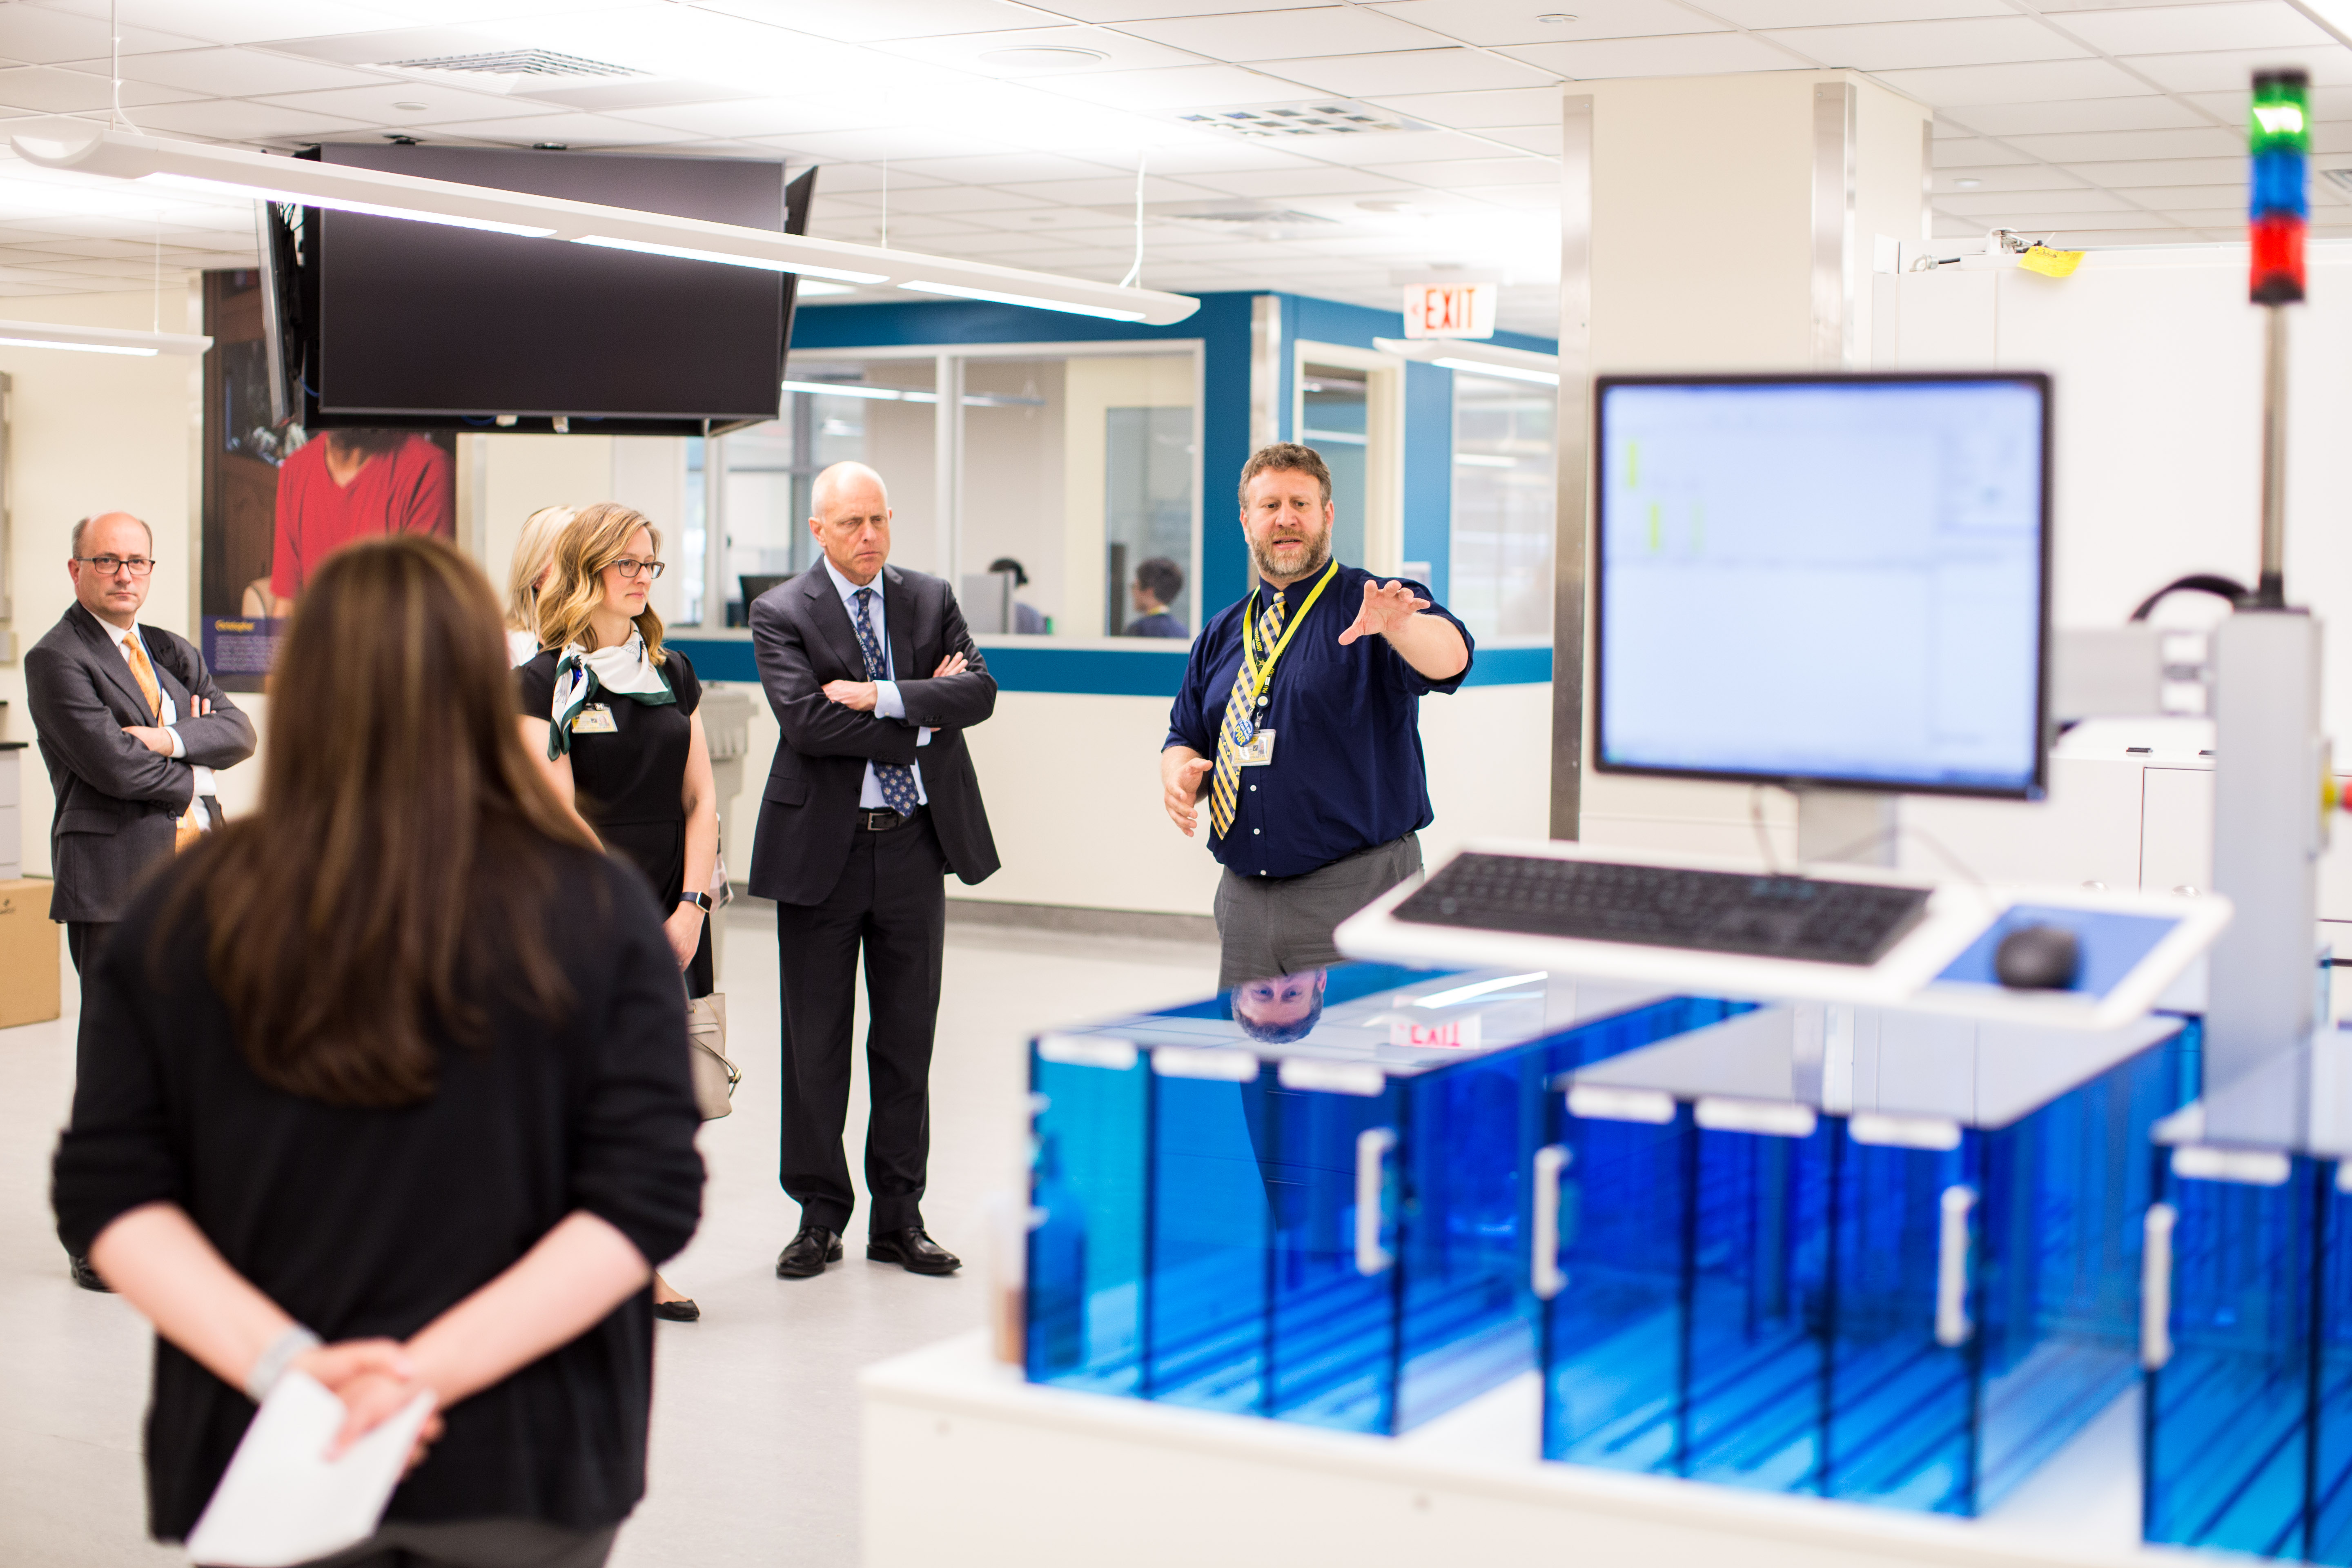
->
[0,878,60,1029]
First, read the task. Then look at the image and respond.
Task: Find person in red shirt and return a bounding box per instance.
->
[269,430,454,612]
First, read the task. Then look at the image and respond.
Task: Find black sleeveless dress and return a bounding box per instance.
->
[517,648,713,998]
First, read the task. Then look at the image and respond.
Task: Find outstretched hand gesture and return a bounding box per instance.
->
[1336,579,1429,646]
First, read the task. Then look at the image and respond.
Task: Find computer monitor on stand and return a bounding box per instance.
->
[1592,372,2052,864]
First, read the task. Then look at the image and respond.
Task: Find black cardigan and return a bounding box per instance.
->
[51,843,705,1543]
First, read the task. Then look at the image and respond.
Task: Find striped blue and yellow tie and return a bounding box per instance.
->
[1209,592,1287,840]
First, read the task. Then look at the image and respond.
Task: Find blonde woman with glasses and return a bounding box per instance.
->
[504,506,575,667]
[517,503,717,1323]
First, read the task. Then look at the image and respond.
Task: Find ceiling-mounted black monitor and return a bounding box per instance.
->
[263,145,811,437]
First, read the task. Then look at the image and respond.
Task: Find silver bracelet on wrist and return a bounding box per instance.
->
[244,1324,321,1403]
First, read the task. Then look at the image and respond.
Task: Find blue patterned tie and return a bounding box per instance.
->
[853,588,921,817]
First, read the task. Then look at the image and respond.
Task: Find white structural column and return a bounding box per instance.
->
[1550,70,1930,842]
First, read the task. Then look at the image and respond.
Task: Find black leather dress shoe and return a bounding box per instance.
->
[68,1253,110,1293]
[775,1225,843,1279]
[653,1297,701,1322]
[867,1227,961,1276]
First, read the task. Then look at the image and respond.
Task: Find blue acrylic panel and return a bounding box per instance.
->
[1026,1044,1149,1394]
[2144,1153,2319,1559]
[2312,1164,2352,1565]
[1264,1077,1405,1432]
[1146,1072,1274,1412]
[1681,1117,1835,1492]
[1822,1125,1980,1512]
[1542,1102,1693,1471]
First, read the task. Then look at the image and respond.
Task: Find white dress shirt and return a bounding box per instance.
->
[818,556,931,808]
[105,619,216,806]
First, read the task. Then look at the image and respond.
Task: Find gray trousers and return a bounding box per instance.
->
[283,1520,618,1568]
[1213,833,1423,989]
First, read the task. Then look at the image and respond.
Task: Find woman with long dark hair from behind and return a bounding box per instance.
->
[518,502,717,1321]
[53,535,703,1568]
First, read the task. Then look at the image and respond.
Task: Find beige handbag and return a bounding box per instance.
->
[686,994,739,1120]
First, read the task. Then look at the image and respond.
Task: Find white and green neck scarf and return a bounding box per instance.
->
[548,631,674,758]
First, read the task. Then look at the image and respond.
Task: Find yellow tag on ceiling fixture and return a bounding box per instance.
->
[2019,245,2085,278]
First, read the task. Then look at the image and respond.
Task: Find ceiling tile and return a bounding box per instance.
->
[1870,56,2154,103]
[1932,162,2096,190]
[984,0,1332,16]
[1171,164,1432,196]
[1272,126,1541,165]
[875,23,1209,74]
[1354,155,1555,186]
[2114,182,2249,205]
[2121,43,2352,94]
[597,98,879,138]
[1450,180,1561,206]
[991,173,1232,204]
[124,99,379,141]
[798,162,952,194]
[1254,46,1557,95]
[1929,134,2038,164]
[1702,0,2008,25]
[1356,85,1570,127]
[1934,186,2140,214]
[2066,154,2248,183]
[85,45,394,95]
[2136,205,2247,225]
[1116,6,1439,61]
[0,5,222,60]
[253,27,528,67]
[1501,32,1804,76]
[252,81,556,125]
[690,0,1053,43]
[2177,85,2352,122]
[69,2,425,47]
[2052,1,2334,54]
[875,183,1062,215]
[1998,124,2246,158]
[893,151,1139,184]
[1935,94,2208,136]
[400,111,705,146]
[1367,0,1726,45]
[1032,62,1303,109]
[756,126,1025,160]
[1477,121,1563,154]
[0,64,202,114]
[1136,140,1323,174]
[1758,16,2090,69]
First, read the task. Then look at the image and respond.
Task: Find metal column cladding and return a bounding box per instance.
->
[1550,92,1594,842]
[1810,80,1858,370]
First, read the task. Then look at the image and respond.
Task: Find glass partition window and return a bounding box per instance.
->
[1450,372,1557,641]
[1301,363,1370,570]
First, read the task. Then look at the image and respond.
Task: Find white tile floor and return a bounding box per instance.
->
[0,902,1218,1568]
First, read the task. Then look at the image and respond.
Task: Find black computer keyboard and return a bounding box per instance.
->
[1391,853,1933,966]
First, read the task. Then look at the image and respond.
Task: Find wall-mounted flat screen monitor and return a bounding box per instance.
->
[1594,372,2051,800]
[275,145,808,435]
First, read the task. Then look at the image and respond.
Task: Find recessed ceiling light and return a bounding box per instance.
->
[1537,12,1578,22]
[1955,177,1982,188]
[980,46,1108,70]
[392,101,429,111]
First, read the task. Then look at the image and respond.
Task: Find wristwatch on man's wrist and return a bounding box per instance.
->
[680,891,713,913]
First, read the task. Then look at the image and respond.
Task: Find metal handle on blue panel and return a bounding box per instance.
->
[1935,1185,1977,1348]
[1356,1127,1398,1276]
[1532,1144,1570,1300]
[2143,1203,2177,1370]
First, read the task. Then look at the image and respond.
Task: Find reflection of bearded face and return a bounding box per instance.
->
[1232,969,1328,1044]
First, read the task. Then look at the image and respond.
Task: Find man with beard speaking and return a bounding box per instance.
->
[1160,443,1474,988]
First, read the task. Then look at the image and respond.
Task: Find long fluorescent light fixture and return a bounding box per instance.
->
[0,320,211,356]
[1374,335,1560,385]
[13,129,1201,326]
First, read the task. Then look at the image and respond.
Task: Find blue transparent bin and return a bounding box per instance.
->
[1540,1004,2190,1516]
[1025,960,1746,1435]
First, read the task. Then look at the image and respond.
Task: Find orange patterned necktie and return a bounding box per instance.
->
[124,638,205,852]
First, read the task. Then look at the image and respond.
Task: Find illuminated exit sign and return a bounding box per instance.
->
[1401,282,1495,339]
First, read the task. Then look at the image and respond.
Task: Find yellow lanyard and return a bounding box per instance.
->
[1239,559,1339,718]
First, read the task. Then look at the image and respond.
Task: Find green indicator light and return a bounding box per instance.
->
[1648,501,1662,551]
[2251,71,2310,155]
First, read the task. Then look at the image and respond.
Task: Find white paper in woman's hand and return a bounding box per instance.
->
[184,1370,435,1568]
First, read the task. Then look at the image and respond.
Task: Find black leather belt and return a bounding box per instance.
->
[857,806,921,832]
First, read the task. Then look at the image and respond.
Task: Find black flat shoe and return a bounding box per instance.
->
[653,1297,700,1322]
[867,1227,961,1276]
[68,1253,111,1293]
[776,1225,843,1279]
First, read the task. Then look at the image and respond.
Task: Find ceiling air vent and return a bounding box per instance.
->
[1174,99,1428,140]
[382,48,644,78]
[2323,168,2352,198]
[1110,200,1340,241]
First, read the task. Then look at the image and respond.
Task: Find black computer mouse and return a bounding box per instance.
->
[1995,923,2081,990]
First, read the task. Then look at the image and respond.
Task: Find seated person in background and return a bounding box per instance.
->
[1232,969,1327,1045]
[1125,556,1187,639]
[986,557,1049,634]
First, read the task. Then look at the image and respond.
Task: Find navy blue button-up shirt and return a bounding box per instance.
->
[1165,562,1473,879]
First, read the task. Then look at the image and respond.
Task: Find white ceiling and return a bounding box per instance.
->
[0,0,2341,335]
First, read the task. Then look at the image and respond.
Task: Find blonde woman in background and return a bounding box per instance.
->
[504,505,575,666]
[517,503,717,1323]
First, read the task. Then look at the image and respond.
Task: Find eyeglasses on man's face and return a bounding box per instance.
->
[75,555,156,577]
[608,557,665,581]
